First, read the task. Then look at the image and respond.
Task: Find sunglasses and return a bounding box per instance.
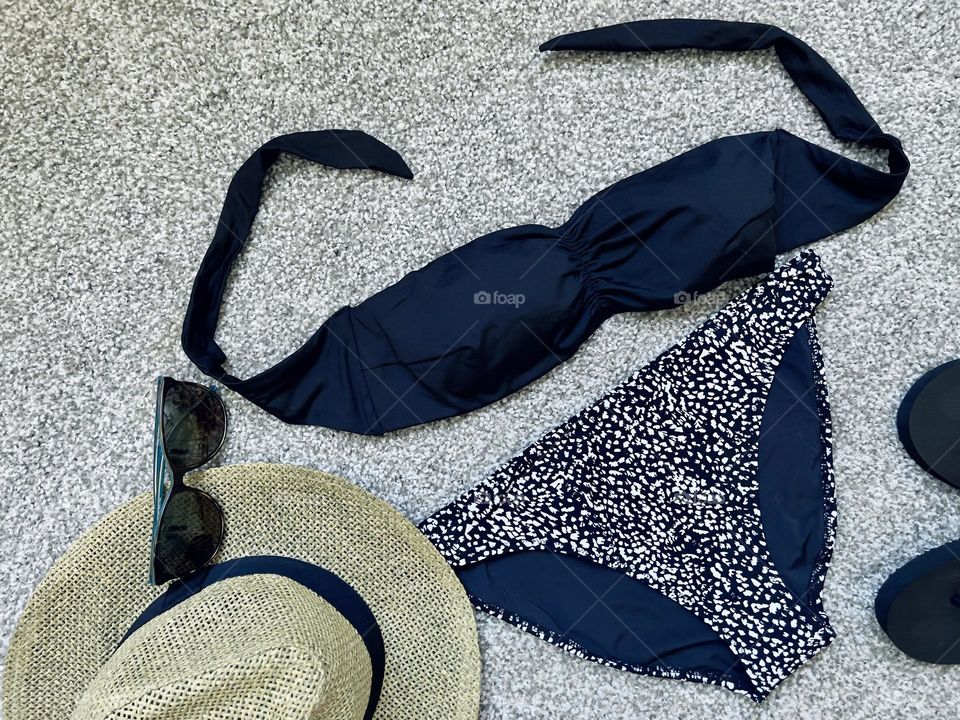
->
[150,377,227,585]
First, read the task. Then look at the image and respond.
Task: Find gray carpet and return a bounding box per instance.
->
[2,0,959,717]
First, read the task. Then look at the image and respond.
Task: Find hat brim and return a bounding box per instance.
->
[3,463,481,720]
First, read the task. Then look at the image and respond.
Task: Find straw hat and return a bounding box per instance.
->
[2,463,481,720]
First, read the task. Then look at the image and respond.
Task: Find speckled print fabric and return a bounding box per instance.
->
[419,250,837,701]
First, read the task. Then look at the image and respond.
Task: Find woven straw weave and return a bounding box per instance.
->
[3,464,481,720]
[73,575,371,720]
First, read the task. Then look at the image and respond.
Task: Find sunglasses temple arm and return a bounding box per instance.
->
[151,381,166,542]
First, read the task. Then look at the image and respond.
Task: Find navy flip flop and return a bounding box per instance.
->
[876,539,960,663]
[875,361,960,662]
[897,359,960,489]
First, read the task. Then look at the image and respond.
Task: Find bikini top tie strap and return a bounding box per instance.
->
[181,130,414,381]
[540,19,909,249]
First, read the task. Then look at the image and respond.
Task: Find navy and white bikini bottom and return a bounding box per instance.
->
[419,251,836,701]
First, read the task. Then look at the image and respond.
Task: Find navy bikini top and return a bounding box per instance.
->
[182,19,908,435]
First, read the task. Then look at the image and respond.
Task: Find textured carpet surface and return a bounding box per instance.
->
[2,0,959,717]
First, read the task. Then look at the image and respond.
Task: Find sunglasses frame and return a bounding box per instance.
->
[150,376,228,585]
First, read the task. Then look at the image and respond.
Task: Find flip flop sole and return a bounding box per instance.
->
[897,360,960,489]
[877,539,960,664]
